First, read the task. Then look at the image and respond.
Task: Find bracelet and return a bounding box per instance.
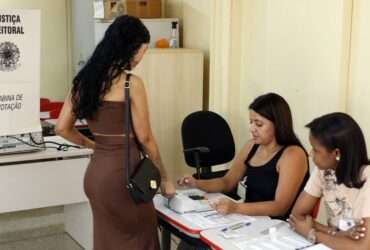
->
[307,228,317,244]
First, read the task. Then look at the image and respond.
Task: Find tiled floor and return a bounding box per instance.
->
[0,233,82,250]
[0,233,183,250]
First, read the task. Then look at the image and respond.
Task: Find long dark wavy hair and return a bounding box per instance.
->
[306,112,370,188]
[249,93,305,150]
[71,15,150,119]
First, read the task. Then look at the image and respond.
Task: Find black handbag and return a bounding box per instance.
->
[124,73,161,203]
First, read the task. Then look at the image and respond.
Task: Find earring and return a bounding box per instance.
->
[336,155,340,161]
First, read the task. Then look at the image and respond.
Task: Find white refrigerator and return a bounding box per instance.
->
[94,18,180,48]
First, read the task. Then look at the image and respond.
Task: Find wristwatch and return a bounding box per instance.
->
[307,228,317,244]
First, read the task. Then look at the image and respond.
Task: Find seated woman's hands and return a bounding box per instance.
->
[334,219,367,240]
[210,198,238,215]
[289,215,367,241]
[177,174,197,188]
[160,180,176,198]
[288,214,314,237]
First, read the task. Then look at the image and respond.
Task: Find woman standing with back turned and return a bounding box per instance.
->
[56,15,175,250]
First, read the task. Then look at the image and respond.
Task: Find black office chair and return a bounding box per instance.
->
[181,110,235,180]
[160,111,237,250]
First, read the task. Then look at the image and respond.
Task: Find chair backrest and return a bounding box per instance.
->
[181,111,235,168]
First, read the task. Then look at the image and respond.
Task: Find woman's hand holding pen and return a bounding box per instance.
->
[177,175,197,188]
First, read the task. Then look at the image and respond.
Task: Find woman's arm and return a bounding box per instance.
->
[292,191,319,218]
[231,146,308,217]
[291,191,331,233]
[177,142,253,193]
[55,92,95,149]
[291,192,370,249]
[292,178,341,234]
[130,75,171,183]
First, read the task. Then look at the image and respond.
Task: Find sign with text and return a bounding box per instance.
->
[0,9,41,136]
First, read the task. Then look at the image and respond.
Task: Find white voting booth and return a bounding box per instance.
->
[0,11,94,249]
[0,9,43,154]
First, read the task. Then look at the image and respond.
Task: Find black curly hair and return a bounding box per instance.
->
[71,15,150,119]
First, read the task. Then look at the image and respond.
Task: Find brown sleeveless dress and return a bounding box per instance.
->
[84,101,160,250]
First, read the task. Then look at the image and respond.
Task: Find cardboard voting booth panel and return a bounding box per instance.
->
[0,9,42,153]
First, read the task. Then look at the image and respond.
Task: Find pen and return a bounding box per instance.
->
[204,211,218,217]
[221,222,251,232]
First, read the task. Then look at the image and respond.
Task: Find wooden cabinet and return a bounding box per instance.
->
[134,48,203,180]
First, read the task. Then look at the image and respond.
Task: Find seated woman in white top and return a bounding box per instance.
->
[290,112,370,249]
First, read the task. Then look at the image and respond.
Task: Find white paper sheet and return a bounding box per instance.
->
[235,233,312,250]
[182,210,255,230]
[305,244,332,250]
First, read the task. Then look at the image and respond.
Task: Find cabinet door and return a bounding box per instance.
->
[0,158,89,213]
[134,49,204,180]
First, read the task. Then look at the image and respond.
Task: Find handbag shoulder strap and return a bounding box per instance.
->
[124,73,148,184]
[124,73,132,184]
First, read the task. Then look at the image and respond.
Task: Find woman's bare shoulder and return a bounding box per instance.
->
[282,145,306,157]
[278,145,308,170]
[129,74,144,86]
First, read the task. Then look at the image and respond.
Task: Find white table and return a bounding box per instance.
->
[200,219,323,250]
[0,136,93,249]
[154,193,215,250]
[154,193,269,250]
[154,193,212,238]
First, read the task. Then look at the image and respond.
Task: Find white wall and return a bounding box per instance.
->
[165,0,211,108]
[347,0,370,146]
[166,0,355,169]
[207,0,354,224]
[0,0,71,101]
[210,0,353,150]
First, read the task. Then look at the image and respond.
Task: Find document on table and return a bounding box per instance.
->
[234,232,312,250]
[182,210,255,230]
[305,244,332,250]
